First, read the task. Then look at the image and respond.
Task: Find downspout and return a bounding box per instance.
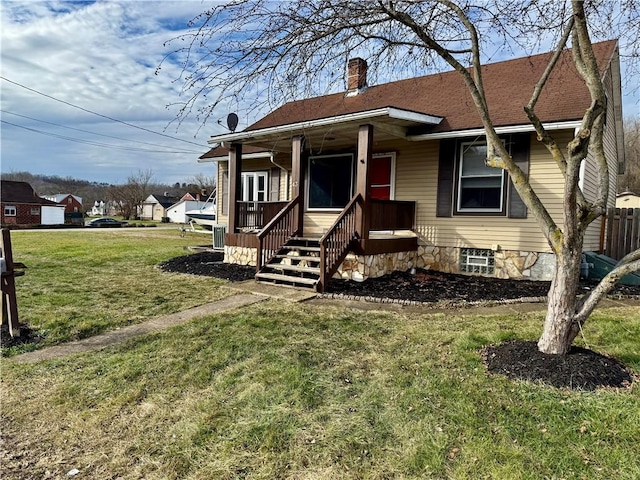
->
[270,153,290,200]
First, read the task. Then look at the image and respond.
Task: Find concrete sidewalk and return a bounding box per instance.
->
[13,294,266,364]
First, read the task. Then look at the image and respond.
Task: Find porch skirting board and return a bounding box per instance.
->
[224,245,557,282]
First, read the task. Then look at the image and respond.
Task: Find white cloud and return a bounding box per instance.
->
[1,0,223,184]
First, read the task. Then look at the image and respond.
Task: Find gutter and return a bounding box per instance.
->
[407,120,583,141]
[206,107,444,145]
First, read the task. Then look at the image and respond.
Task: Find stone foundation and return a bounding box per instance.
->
[224,243,556,282]
[224,245,257,266]
[336,246,556,282]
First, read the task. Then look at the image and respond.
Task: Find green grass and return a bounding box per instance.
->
[3,229,232,354]
[1,230,639,478]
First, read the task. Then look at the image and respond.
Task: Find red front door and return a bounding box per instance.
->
[370,155,393,200]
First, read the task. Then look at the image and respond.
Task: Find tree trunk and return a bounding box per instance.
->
[537,248,583,355]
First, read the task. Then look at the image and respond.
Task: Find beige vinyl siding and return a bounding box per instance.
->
[395,133,578,253]
[581,64,620,251]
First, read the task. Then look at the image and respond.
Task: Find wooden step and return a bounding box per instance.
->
[265,263,320,275]
[274,254,321,263]
[291,236,321,242]
[282,245,320,253]
[255,272,318,286]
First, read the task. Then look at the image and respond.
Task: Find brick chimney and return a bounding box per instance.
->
[347,57,367,95]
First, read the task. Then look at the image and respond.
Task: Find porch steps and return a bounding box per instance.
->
[256,236,322,290]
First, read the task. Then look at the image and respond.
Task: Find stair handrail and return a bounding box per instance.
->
[318,193,363,292]
[256,196,301,271]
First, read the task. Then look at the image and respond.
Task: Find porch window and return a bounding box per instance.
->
[456,142,505,213]
[4,205,16,216]
[308,154,354,210]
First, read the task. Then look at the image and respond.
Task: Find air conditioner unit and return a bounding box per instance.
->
[212,225,226,250]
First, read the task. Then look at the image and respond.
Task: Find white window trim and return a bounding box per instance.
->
[241,171,269,202]
[456,141,505,213]
[306,153,355,211]
[4,205,16,216]
[372,152,396,200]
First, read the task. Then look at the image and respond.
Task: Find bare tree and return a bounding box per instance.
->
[188,173,217,198]
[110,169,154,220]
[164,0,640,355]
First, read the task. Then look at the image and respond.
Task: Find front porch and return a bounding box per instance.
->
[223,127,419,292]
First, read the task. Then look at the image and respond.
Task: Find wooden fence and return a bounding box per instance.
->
[605,208,640,260]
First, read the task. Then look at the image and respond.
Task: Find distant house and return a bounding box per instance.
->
[43,193,84,225]
[1,180,65,226]
[616,191,640,208]
[43,194,83,214]
[141,193,181,221]
[166,192,213,223]
[90,200,107,216]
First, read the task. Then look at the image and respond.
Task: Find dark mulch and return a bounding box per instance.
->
[482,340,634,390]
[158,251,255,282]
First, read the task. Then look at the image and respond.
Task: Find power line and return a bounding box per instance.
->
[1,109,202,154]
[1,120,203,154]
[0,76,207,148]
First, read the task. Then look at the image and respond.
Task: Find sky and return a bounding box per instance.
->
[1,0,222,185]
[1,0,639,186]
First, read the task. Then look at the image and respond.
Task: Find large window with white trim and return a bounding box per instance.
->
[457,142,505,213]
[4,205,16,216]
[307,154,354,210]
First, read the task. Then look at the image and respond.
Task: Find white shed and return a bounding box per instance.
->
[166,200,204,223]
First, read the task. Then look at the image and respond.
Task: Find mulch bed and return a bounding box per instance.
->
[482,340,634,390]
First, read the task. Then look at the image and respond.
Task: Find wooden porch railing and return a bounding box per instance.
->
[256,197,301,271]
[318,194,363,292]
[237,201,289,231]
[370,199,416,230]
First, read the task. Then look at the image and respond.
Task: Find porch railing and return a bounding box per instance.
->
[370,199,416,231]
[237,201,289,231]
[318,194,363,293]
[256,196,301,271]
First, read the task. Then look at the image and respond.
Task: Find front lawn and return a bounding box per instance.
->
[1,229,638,478]
[2,301,639,479]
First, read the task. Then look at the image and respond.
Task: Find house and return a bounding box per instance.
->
[43,194,83,224]
[1,180,65,226]
[43,194,83,214]
[90,200,107,216]
[166,192,212,224]
[199,40,624,292]
[141,193,180,221]
[616,191,640,208]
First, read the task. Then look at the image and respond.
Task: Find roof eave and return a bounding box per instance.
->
[206,107,444,145]
[407,120,583,141]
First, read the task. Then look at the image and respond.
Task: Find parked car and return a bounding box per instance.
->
[86,217,128,228]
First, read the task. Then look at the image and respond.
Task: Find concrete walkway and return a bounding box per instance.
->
[13,294,266,364]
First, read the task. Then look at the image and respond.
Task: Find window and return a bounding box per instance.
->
[308,154,354,209]
[457,141,505,213]
[460,248,495,275]
[241,172,268,202]
[30,207,41,215]
[4,205,16,216]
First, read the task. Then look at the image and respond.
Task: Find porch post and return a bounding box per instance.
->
[356,124,373,240]
[227,143,242,233]
[291,136,305,236]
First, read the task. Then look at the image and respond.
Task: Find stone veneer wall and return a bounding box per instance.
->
[224,245,257,266]
[336,246,556,282]
[224,244,557,282]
